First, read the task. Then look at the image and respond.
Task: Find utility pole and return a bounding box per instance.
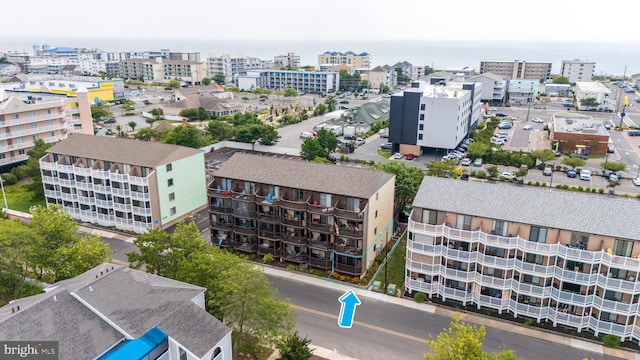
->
[525,84,534,122]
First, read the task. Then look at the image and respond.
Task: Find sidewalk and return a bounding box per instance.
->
[266,346,359,360]
[261,266,640,360]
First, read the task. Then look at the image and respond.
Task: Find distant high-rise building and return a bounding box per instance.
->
[480,60,552,81]
[561,59,595,83]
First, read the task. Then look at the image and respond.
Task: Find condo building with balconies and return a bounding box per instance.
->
[0,88,70,167]
[208,153,395,277]
[39,134,207,233]
[406,176,640,342]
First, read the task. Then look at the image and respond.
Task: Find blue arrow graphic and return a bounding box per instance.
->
[338,290,361,328]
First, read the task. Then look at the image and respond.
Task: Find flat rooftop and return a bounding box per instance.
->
[552,114,609,135]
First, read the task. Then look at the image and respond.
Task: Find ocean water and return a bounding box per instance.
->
[2,37,639,76]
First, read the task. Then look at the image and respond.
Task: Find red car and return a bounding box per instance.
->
[405,154,415,160]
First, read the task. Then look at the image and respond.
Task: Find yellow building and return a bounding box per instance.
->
[22,78,125,105]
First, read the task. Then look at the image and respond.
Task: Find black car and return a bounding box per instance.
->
[344,134,357,140]
[495,113,509,117]
[628,130,640,136]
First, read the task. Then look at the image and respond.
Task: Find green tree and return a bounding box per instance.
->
[424,316,517,360]
[122,100,135,112]
[219,262,295,354]
[485,165,499,179]
[425,160,457,178]
[313,103,328,116]
[202,77,212,86]
[213,74,226,85]
[276,332,314,360]
[133,127,159,141]
[379,84,390,94]
[90,105,114,121]
[315,128,338,158]
[168,79,181,89]
[562,157,586,169]
[300,137,325,161]
[128,121,137,132]
[128,221,207,279]
[324,96,337,112]
[0,218,43,297]
[179,108,199,120]
[371,161,425,215]
[163,124,207,148]
[57,234,112,280]
[579,97,599,110]
[600,161,626,173]
[466,142,490,160]
[552,76,570,84]
[235,124,264,144]
[30,205,78,274]
[206,120,236,142]
[150,107,164,120]
[531,149,556,165]
[20,139,54,201]
[283,88,299,97]
[258,125,281,146]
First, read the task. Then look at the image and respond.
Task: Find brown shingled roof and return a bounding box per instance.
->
[214,153,395,199]
[46,134,203,168]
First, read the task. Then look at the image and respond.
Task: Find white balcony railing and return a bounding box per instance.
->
[550,287,593,306]
[592,295,639,314]
[0,154,29,165]
[548,308,591,328]
[0,111,65,127]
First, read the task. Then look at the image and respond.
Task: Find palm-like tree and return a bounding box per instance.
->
[128,121,137,132]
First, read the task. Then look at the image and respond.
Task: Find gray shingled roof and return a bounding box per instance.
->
[215,153,395,199]
[46,134,203,168]
[0,264,231,360]
[413,177,640,240]
[76,266,230,358]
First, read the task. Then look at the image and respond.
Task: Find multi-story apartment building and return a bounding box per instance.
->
[318,51,371,71]
[208,153,395,277]
[274,52,300,70]
[480,60,552,81]
[406,176,640,342]
[561,59,596,83]
[574,81,612,111]
[388,80,482,154]
[119,58,206,84]
[468,72,507,105]
[368,65,397,89]
[39,134,207,233]
[0,89,73,167]
[207,54,263,84]
[0,263,232,360]
[238,70,339,95]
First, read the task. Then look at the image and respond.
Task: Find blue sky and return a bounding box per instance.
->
[2,0,639,43]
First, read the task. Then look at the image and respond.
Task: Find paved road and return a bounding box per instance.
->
[266,273,619,360]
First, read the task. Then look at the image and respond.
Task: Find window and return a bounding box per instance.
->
[179,347,187,360]
[418,134,423,140]
[419,114,424,121]
[421,209,437,225]
[613,239,633,257]
[529,227,547,243]
[570,232,589,247]
[30,123,37,129]
[456,215,472,230]
[14,125,21,131]
[166,163,172,172]
[420,104,425,111]
[319,193,331,207]
[32,135,39,141]
[170,207,176,216]
[347,197,360,211]
[492,220,508,236]
[374,210,378,218]
[419,124,424,131]
[169,192,175,201]
[168,178,174,187]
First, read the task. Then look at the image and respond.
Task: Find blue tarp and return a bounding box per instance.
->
[99,327,168,360]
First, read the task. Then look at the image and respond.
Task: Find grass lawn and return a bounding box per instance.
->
[0,182,44,213]
[377,149,391,158]
[383,233,407,291]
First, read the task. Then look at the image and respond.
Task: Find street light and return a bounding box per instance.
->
[0,174,8,212]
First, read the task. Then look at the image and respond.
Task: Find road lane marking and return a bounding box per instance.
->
[292,304,428,344]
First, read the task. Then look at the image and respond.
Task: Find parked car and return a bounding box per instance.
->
[103,118,116,124]
[300,131,316,139]
[543,165,553,176]
[379,132,389,138]
[500,172,518,181]
[495,132,508,139]
[567,169,577,178]
[392,152,404,160]
[461,158,472,166]
[569,153,588,160]
[579,169,591,181]
[339,100,349,104]
[604,123,612,130]
[633,178,640,186]
[491,138,506,145]
[497,123,512,129]
[523,124,533,130]
[355,138,366,146]
[628,130,640,136]
[531,118,544,123]
[473,158,483,167]
[607,146,615,154]
[344,134,357,140]
[495,113,509,117]
[380,142,393,150]
[608,173,620,181]
[405,154,415,161]
[105,129,115,136]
